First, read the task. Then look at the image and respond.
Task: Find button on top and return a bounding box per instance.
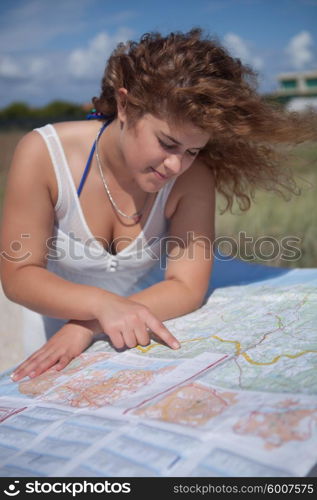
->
[108,258,118,272]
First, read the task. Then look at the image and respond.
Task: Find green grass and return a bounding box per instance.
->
[0,130,316,268]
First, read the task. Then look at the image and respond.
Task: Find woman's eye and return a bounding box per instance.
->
[159,139,175,150]
[158,139,198,157]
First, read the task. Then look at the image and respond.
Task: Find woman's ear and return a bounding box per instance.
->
[116,88,128,123]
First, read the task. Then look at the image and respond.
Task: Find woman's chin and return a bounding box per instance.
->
[144,182,164,193]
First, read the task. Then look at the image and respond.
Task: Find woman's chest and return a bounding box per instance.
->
[48,137,180,254]
[75,174,178,255]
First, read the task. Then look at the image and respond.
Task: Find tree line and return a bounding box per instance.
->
[0,101,88,129]
[0,96,285,130]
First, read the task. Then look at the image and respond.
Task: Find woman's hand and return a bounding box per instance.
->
[94,293,180,351]
[11,294,180,382]
[11,322,94,382]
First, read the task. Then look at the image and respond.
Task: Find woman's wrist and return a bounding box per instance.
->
[66,318,102,336]
[89,288,114,319]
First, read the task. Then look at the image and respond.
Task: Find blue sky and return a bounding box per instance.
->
[0,0,316,107]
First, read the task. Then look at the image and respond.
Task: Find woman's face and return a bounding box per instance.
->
[118,113,210,192]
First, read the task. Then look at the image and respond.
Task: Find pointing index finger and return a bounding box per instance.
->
[146,319,180,350]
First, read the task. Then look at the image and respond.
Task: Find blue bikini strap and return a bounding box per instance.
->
[77,116,114,197]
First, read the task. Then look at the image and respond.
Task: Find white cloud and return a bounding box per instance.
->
[0,0,137,105]
[223,33,264,70]
[29,58,50,78]
[285,31,315,69]
[0,0,93,52]
[68,28,134,80]
[0,28,135,107]
[0,54,50,80]
[0,56,24,79]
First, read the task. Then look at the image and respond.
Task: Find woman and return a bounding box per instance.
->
[1,28,314,381]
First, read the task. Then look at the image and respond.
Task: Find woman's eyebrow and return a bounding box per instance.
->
[160,131,203,149]
[160,131,182,145]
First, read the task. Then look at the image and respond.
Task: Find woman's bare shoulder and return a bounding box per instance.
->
[52,120,101,144]
[9,122,88,205]
[13,120,92,155]
[6,120,102,210]
[165,160,214,219]
[11,129,50,170]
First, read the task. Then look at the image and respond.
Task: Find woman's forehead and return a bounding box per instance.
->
[141,113,210,145]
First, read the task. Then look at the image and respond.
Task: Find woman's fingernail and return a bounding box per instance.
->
[10,373,16,380]
[29,371,36,378]
[173,341,180,349]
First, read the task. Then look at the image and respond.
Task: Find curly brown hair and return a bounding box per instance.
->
[93,28,317,212]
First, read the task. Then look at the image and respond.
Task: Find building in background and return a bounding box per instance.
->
[272,70,317,111]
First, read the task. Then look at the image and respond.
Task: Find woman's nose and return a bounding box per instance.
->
[163,153,183,174]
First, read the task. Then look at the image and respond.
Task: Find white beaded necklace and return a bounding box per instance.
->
[95,125,150,223]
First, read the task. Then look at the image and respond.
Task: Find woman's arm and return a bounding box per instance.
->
[129,161,215,318]
[0,131,107,321]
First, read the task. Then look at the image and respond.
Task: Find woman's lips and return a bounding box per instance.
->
[150,167,168,180]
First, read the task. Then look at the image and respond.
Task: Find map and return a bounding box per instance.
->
[132,284,317,395]
[0,279,316,477]
[134,382,239,426]
[233,398,317,450]
[20,353,176,408]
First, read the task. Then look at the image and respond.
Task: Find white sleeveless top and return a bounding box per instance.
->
[21,124,176,356]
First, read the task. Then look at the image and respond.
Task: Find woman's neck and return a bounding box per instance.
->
[97,118,138,192]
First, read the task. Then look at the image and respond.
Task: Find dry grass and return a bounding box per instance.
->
[0,130,25,203]
[215,142,317,268]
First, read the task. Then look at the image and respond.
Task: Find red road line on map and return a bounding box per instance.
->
[122,355,229,415]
